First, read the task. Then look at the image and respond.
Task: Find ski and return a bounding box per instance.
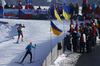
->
[14,41,25,44]
[28,60,40,64]
[15,62,24,65]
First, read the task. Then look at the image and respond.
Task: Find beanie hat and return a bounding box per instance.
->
[19,1,21,3]
[30,42,32,44]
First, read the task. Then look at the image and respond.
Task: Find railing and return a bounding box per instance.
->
[41,39,64,66]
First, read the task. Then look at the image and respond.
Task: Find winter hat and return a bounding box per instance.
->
[30,42,32,44]
[19,1,21,3]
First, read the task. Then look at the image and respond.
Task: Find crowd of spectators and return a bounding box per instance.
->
[64,18,100,53]
[0,1,43,10]
[82,3,100,17]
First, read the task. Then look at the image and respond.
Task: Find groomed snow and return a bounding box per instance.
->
[0,19,71,66]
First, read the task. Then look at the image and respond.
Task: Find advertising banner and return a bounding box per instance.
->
[0,9,3,18]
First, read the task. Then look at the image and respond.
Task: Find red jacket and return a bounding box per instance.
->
[29,5,34,9]
[25,5,29,9]
[92,25,96,37]
[18,4,23,9]
[88,6,92,11]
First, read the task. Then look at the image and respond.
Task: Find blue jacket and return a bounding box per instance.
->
[26,44,36,52]
[91,3,97,11]
[77,32,81,40]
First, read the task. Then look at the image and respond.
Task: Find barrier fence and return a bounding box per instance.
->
[85,10,100,20]
[0,9,49,19]
[0,8,100,20]
[41,39,64,66]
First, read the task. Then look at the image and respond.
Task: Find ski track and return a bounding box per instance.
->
[0,19,71,66]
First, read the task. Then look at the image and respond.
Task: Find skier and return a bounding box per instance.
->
[20,42,36,64]
[17,24,25,43]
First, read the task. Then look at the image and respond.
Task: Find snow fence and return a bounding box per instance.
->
[41,39,64,66]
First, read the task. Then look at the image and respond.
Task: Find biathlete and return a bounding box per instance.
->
[20,42,36,64]
[17,24,25,43]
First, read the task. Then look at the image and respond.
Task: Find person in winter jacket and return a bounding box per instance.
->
[95,6,100,11]
[80,28,86,53]
[4,3,9,9]
[17,24,25,43]
[87,4,92,11]
[92,24,97,46]
[91,3,97,11]
[77,30,81,52]
[20,42,36,64]
[69,20,74,34]
[72,30,78,52]
[9,4,13,9]
[18,1,23,9]
[69,3,75,18]
[0,3,3,9]
[86,27,92,53]
[75,3,79,16]
[82,4,88,16]
[98,19,100,39]
[29,2,34,9]
[64,34,71,51]
[25,3,30,9]
[37,6,42,10]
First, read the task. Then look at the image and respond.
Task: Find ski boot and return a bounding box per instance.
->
[16,40,19,43]
[21,39,23,42]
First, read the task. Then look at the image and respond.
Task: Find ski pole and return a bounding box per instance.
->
[17,51,26,62]
[34,44,36,61]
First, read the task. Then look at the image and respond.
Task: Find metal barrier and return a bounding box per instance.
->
[41,39,64,66]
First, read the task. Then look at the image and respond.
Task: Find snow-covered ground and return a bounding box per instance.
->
[0,19,73,66]
[0,17,98,66]
[51,51,81,66]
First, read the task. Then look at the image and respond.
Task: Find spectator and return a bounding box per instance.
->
[18,1,23,9]
[95,6,100,11]
[87,4,92,11]
[91,3,97,11]
[29,2,34,9]
[25,3,29,9]
[0,3,3,9]
[72,30,78,52]
[9,4,13,9]
[37,6,42,10]
[69,3,75,18]
[98,19,100,39]
[50,3,55,18]
[82,4,88,16]
[4,3,9,9]
[75,3,79,16]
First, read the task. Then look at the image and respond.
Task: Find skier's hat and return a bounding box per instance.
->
[30,42,32,44]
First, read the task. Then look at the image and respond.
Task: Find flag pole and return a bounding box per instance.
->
[63,21,65,38]
[49,14,52,64]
